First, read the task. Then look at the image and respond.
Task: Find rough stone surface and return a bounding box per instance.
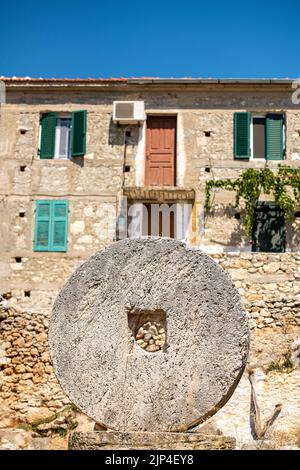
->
[69,431,236,450]
[49,238,249,432]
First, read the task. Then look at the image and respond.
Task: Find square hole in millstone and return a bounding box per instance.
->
[128,309,167,354]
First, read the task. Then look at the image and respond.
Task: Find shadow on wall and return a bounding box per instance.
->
[286,217,300,251]
[70,156,84,168]
[249,369,282,441]
[205,205,300,252]
[108,118,141,147]
[205,205,250,249]
[6,91,295,111]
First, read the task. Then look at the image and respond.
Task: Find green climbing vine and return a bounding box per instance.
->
[205,165,300,235]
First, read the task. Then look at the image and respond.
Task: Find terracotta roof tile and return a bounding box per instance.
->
[0,77,128,82]
[0,76,295,85]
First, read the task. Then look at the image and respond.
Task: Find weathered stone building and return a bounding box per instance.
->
[0,77,300,449]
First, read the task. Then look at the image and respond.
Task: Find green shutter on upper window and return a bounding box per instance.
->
[34,201,51,251]
[234,112,251,159]
[40,113,56,159]
[34,200,68,252]
[50,201,69,252]
[266,114,284,160]
[71,110,87,157]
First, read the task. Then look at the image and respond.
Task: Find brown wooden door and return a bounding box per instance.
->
[145,116,176,186]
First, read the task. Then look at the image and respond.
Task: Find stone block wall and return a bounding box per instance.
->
[1,83,300,272]
[0,252,299,449]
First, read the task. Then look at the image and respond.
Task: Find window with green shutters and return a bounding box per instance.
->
[39,111,87,159]
[234,112,284,161]
[34,200,69,252]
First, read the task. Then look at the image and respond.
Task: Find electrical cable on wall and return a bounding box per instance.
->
[116,126,130,240]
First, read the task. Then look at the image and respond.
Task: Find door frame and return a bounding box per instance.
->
[145,114,177,187]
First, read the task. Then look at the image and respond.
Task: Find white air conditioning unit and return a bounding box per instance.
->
[113,101,146,125]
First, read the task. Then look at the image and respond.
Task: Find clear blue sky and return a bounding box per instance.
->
[1,0,299,78]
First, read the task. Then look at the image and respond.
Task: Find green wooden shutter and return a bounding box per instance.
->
[252,202,286,253]
[50,201,69,252]
[34,200,68,252]
[71,110,87,157]
[34,201,51,251]
[266,114,284,160]
[234,112,251,159]
[40,113,56,159]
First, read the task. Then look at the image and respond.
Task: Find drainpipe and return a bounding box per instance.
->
[116,127,130,240]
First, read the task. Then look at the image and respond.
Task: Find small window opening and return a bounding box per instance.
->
[24,290,31,298]
[235,213,241,220]
[205,167,211,173]
[19,212,25,218]
[20,166,26,172]
[295,211,300,218]
[204,131,211,137]
[124,165,130,172]
[20,130,27,135]
[2,292,12,300]
[15,257,22,263]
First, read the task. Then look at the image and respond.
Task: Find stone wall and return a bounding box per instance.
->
[1,84,300,285]
[0,252,299,449]
[209,253,300,448]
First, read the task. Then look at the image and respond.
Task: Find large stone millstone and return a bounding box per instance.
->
[49,238,249,432]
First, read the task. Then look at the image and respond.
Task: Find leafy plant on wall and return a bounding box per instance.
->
[205,165,300,235]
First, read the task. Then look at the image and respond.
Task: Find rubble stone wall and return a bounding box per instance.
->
[1,87,300,282]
